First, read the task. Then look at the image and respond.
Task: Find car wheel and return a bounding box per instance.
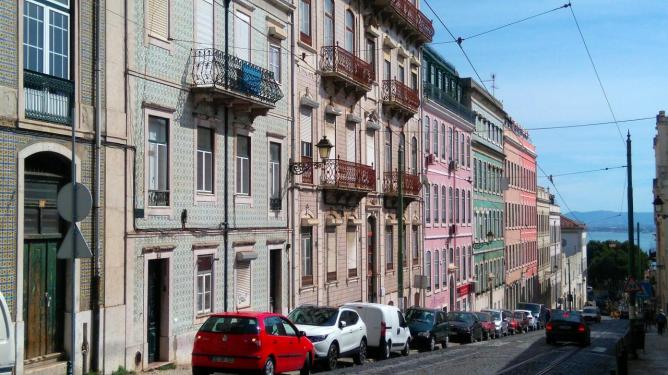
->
[441,336,448,349]
[325,343,339,370]
[379,340,391,360]
[192,367,209,375]
[263,358,275,375]
[401,339,410,356]
[353,339,367,365]
[300,355,311,375]
[428,335,436,351]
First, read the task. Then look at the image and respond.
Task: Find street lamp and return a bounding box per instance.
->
[473,231,495,249]
[288,136,334,175]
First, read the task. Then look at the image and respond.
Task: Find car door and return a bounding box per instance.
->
[279,317,304,371]
[346,310,365,352]
[337,310,355,353]
[471,314,482,338]
[396,310,410,346]
[264,316,293,372]
[435,312,448,342]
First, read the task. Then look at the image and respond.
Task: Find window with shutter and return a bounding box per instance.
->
[326,226,337,281]
[347,227,358,277]
[148,0,169,40]
[195,0,213,47]
[346,124,356,162]
[236,260,251,309]
[385,226,393,270]
[366,131,375,167]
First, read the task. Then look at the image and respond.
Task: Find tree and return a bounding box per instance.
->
[587,240,650,297]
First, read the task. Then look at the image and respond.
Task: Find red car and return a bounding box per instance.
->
[192,312,314,375]
[475,312,496,340]
[503,310,521,335]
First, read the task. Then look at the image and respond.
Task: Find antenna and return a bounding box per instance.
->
[482,73,499,97]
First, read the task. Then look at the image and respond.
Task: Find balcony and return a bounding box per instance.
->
[382,80,420,119]
[191,48,283,117]
[383,171,422,208]
[423,82,475,124]
[372,0,434,44]
[320,159,376,207]
[320,45,374,97]
[24,70,74,126]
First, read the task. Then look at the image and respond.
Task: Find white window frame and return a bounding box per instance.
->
[267,136,284,215]
[385,226,394,271]
[268,44,281,83]
[235,129,253,205]
[144,107,173,217]
[195,124,216,199]
[300,227,314,287]
[234,9,251,61]
[23,0,71,79]
[347,226,359,278]
[193,247,217,320]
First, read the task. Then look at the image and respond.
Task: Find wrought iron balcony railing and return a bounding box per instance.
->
[320,45,374,90]
[300,156,314,184]
[321,159,376,192]
[382,80,420,113]
[148,190,170,207]
[383,171,422,196]
[23,70,74,125]
[390,0,434,42]
[423,82,475,123]
[191,48,283,105]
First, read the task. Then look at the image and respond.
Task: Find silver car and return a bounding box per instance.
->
[481,309,508,338]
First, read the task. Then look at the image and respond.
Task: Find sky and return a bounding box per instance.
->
[425,0,668,213]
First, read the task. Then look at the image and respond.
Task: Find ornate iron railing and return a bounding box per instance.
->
[23,70,74,125]
[148,190,170,207]
[321,159,376,191]
[383,171,422,196]
[301,156,313,184]
[423,82,475,123]
[320,45,374,88]
[390,0,434,42]
[382,80,420,112]
[191,48,283,105]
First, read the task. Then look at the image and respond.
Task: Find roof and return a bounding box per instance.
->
[560,215,586,230]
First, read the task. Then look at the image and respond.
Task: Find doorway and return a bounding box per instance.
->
[269,249,282,313]
[23,152,69,361]
[147,258,168,363]
[367,216,377,303]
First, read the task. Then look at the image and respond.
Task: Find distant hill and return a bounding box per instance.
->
[565,211,654,232]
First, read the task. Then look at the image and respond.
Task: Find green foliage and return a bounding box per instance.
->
[158,363,177,371]
[587,240,650,296]
[111,366,135,375]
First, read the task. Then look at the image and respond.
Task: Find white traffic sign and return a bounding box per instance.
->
[57,224,93,259]
[57,182,92,222]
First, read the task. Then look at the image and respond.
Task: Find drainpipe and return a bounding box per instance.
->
[223,0,231,312]
[92,0,103,371]
[289,7,296,312]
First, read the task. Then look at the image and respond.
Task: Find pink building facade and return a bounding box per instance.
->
[421,47,475,311]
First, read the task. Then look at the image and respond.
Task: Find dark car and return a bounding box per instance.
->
[546,310,591,347]
[405,308,450,351]
[474,312,496,340]
[447,311,483,344]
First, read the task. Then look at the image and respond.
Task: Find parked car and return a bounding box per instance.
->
[503,310,520,335]
[405,307,449,351]
[344,303,411,359]
[289,305,367,370]
[546,310,591,347]
[0,291,14,375]
[515,309,538,331]
[447,311,483,343]
[475,312,496,340]
[482,309,508,338]
[513,310,531,333]
[581,306,602,323]
[191,312,313,375]
[517,302,548,328]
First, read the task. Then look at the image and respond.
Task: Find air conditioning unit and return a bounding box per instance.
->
[448,160,458,171]
[425,154,435,165]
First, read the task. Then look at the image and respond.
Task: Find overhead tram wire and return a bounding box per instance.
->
[568,2,624,143]
[537,163,581,223]
[525,116,653,131]
[423,0,489,92]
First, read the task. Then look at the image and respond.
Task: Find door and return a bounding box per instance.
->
[337,310,356,353]
[435,312,448,343]
[396,311,409,347]
[147,259,164,363]
[269,250,281,313]
[264,316,295,372]
[367,217,377,303]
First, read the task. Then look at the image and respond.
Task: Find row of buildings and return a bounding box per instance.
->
[0,0,587,373]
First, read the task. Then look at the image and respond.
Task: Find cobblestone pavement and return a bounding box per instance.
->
[152,318,629,375]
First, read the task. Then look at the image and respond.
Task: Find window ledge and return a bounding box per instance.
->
[298,40,317,54]
[146,206,172,217]
[235,194,253,206]
[195,192,217,204]
[300,284,316,292]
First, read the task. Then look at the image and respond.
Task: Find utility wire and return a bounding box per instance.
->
[568,2,624,143]
[525,116,653,131]
[537,163,581,223]
[545,165,626,180]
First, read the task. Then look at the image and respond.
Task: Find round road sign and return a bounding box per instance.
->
[57,182,93,222]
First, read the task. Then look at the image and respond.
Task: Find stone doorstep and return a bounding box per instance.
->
[24,361,67,375]
[144,361,175,371]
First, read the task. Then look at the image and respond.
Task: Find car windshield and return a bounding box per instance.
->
[551,311,582,323]
[483,310,501,320]
[405,309,435,323]
[200,316,259,334]
[448,312,472,323]
[475,313,491,322]
[517,303,540,314]
[288,306,339,326]
[513,312,524,319]
[583,307,598,313]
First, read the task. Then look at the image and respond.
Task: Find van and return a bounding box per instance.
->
[517,302,547,328]
[343,303,411,360]
[0,291,14,375]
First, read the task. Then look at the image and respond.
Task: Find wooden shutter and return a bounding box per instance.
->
[300,107,312,144]
[347,227,357,274]
[149,0,169,39]
[196,0,213,47]
[366,131,374,167]
[346,124,356,162]
[236,260,251,308]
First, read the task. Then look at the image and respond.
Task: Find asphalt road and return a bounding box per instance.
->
[324,317,629,375]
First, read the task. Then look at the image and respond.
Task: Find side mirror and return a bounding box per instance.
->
[339,321,347,329]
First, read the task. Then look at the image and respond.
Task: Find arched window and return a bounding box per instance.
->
[426,251,432,291]
[434,250,440,288]
[324,0,334,46]
[424,116,430,154]
[411,137,418,173]
[344,10,354,52]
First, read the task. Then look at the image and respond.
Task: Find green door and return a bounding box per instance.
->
[147,260,163,362]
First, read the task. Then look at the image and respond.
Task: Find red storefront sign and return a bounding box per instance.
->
[457,283,472,297]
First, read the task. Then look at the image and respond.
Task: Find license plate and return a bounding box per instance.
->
[212,356,234,363]
[559,325,571,330]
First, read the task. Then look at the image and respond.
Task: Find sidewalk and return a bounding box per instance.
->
[629,326,668,375]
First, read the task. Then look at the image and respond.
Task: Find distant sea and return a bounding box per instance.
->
[587,230,656,252]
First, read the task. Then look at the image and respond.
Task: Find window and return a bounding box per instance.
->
[455,189,460,223]
[455,247,460,282]
[425,251,431,291]
[448,187,453,222]
[196,255,213,314]
[269,45,281,83]
[197,127,214,193]
[324,0,334,46]
[195,0,213,47]
[424,116,430,154]
[467,191,472,223]
[398,58,405,84]
[454,130,459,163]
[433,121,438,156]
[234,11,251,61]
[386,226,394,270]
[384,128,392,173]
[347,226,358,277]
[441,124,447,159]
[301,227,313,285]
[434,250,440,288]
[411,137,418,173]
[326,226,337,281]
[367,38,376,79]
[441,186,447,222]
[24,0,70,78]
[433,185,439,223]
[384,58,391,81]
[148,0,169,41]
[425,185,430,223]
[466,137,471,167]
[412,226,419,262]
[344,10,354,53]
[236,135,251,195]
[460,133,465,165]
[299,0,311,44]
[148,116,169,207]
[442,251,447,286]
[269,142,281,210]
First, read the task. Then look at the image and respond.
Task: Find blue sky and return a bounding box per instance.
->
[425,0,668,212]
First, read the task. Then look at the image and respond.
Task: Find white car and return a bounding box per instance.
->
[515,309,538,331]
[289,305,367,370]
[344,303,411,360]
[0,291,14,375]
[482,309,508,337]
